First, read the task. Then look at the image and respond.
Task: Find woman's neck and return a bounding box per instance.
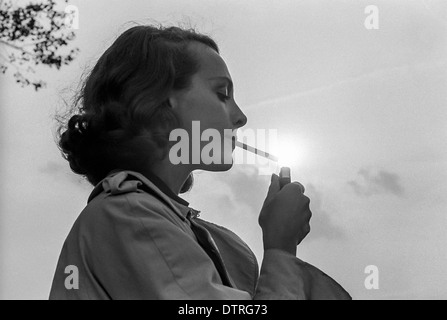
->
[148,159,192,195]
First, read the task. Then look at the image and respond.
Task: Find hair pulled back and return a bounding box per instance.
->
[57,24,219,191]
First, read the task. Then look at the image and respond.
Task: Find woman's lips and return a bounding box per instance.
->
[224,135,237,150]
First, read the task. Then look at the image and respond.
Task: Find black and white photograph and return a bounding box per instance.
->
[0,0,446,302]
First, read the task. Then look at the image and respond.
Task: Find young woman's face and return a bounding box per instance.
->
[169,41,248,171]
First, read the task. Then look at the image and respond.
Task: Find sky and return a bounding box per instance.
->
[1,0,447,300]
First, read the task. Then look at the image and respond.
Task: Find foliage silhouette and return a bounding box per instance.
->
[0,0,80,91]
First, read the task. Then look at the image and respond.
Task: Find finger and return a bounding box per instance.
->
[291,181,305,193]
[265,173,280,204]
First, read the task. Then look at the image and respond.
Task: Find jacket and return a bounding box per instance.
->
[49,170,351,300]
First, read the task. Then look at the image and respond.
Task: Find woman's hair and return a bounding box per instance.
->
[56,24,219,192]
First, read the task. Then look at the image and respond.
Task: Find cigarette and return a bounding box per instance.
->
[235,140,279,162]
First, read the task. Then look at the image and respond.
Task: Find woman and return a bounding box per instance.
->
[50,24,351,300]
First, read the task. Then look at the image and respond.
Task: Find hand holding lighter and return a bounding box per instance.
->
[279,167,291,190]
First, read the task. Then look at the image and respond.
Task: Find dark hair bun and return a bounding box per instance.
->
[59,114,93,175]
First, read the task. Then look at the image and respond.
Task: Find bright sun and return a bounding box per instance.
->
[269,135,308,168]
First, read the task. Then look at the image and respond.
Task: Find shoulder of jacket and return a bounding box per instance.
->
[85,185,169,220]
[87,171,166,208]
[83,174,187,226]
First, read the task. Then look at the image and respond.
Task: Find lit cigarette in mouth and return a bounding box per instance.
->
[235,140,279,162]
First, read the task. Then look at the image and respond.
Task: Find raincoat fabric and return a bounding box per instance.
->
[49,170,351,300]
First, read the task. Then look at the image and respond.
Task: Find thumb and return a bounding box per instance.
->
[265,173,280,204]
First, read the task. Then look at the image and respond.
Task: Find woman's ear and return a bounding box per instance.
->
[167,93,180,110]
[167,97,174,108]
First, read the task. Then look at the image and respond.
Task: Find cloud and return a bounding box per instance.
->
[348,168,405,197]
[216,164,270,213]
[38,160,64,175]
[304,183,346,241]
[38,160,91,189]
[244,59,447,112]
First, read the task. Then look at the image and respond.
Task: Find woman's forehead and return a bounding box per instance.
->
[189,42,231,79]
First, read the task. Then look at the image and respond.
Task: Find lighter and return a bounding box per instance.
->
[279,167,291,190]
[235,141,291,189]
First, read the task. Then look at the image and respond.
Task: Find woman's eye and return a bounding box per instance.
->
[217,91,231,102]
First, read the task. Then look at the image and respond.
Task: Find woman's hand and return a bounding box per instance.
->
[258,174,312,256]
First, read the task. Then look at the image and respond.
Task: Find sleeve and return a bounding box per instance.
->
[255,249,352,300]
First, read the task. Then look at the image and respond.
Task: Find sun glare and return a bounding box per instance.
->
[270,135,307,168]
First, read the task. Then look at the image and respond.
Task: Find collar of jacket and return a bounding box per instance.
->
[87,169,201,222]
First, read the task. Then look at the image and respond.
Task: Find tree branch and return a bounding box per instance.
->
[21,39,49,47]
[0,39,37,57]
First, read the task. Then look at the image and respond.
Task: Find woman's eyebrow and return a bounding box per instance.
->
[208,76,234,92]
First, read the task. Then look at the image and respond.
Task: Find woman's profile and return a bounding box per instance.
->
[49,24,351,300]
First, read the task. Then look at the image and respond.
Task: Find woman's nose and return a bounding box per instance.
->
[232,102,248,129]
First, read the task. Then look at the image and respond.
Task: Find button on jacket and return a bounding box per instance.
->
[49,170,351,300]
